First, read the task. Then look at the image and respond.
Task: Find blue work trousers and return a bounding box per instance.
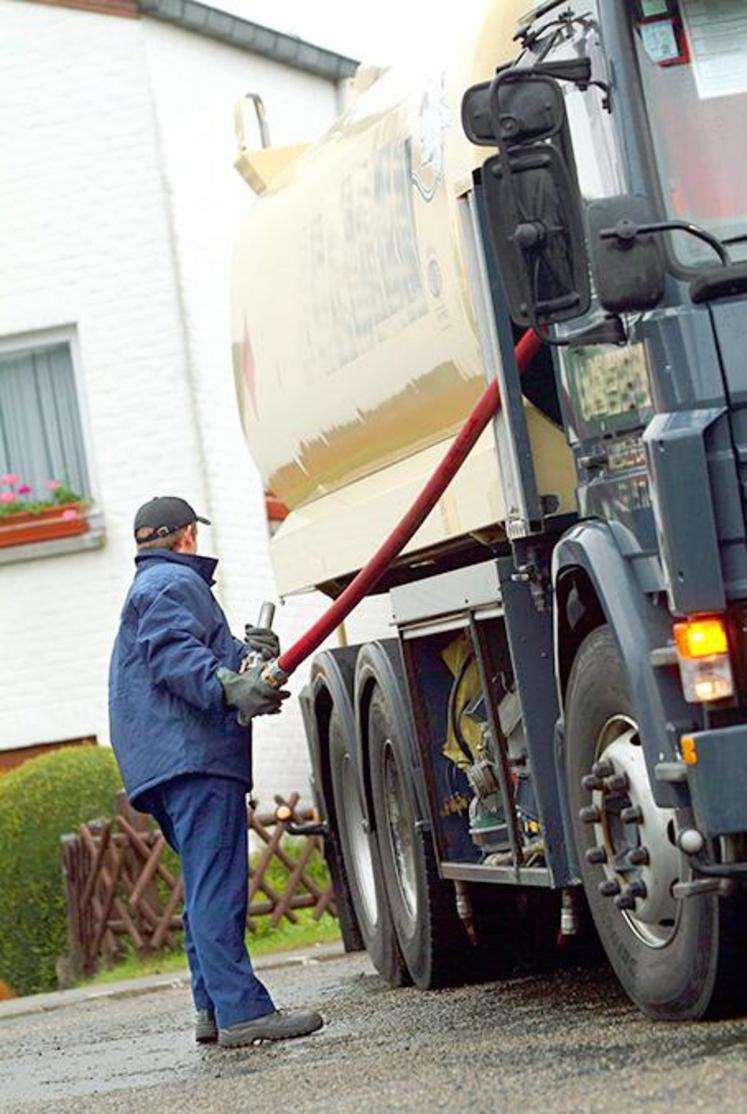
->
[139,773,275,1028]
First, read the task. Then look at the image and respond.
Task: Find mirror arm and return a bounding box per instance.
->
[600,219,731,266]
[528,312,627,349]
[581,78,611,112]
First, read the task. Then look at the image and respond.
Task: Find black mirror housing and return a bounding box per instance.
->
[462,81,494,146]
[587,196,665,313]
[483,144,591,327]
[462,73,568,148]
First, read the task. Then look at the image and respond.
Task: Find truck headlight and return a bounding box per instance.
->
[674,616,734,703]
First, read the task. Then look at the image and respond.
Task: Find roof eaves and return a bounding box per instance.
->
[138,0,359,81]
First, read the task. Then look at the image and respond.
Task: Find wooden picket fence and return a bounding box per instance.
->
[61,791,336,978]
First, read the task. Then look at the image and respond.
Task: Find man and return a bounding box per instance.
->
[109,495,322,1048]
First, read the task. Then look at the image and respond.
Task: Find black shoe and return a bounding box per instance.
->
[195,1009,218,1043]
[218,1008,324,1047]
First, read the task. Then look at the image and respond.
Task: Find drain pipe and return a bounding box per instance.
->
[264,329,543,685]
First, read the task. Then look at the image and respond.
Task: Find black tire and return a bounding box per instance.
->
[565,624,745,1020]
[368,684,467,988]
[328,707,409,987]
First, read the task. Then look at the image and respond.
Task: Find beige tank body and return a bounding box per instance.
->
[231,0,577,595]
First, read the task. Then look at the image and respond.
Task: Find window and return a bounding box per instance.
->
[0,334,91,501]
[632,0,747,267]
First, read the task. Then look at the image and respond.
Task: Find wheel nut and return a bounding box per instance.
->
[581,774,603,791]
[615,892,636,911]
[628,879,647,898]
[604,773,628,793]
[598,878,620,897]
[620,805,643,824]
[585,846,607,865]
[592,760,614,779]
[579,805,601,824]
[628,846,649,866]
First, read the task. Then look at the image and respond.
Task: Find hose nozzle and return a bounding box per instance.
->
[261,660,289,688]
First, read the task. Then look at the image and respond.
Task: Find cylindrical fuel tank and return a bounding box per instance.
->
[231,0,577,594]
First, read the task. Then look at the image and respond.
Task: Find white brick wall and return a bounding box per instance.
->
[0,1,209,755]
[0,1,391,806]
[140,17,392,801]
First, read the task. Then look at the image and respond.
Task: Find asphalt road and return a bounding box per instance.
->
[1,950,745,1113]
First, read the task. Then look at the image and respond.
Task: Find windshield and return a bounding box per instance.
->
[631,0,747,267]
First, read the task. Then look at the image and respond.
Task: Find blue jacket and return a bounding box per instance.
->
[109,550,250,806]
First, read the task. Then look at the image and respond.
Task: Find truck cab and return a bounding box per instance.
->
[232,0,747,1020]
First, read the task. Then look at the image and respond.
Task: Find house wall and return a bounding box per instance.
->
[140,18,391,799]
[0,0,390,804]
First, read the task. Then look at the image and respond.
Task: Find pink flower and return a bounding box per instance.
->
[1,474,19,485]
[17,484,32,495]
[45,479,62,491]
[61,509,79,521]
[0,492,15,504]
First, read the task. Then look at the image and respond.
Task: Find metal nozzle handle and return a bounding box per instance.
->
[257,601,276,629]
[237,602,280,724]
[240,601,277,675]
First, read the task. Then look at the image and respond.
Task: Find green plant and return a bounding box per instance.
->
[78,910,341,989]
[0,746,122,996]
[248,836,333,943]
[0,474,88,517]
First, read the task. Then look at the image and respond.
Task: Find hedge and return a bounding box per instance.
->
[0,746,122,997]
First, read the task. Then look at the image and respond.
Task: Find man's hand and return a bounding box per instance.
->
[217,665,290,724]
[243,624,281,662]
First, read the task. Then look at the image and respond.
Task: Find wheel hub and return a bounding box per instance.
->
[582,716,681,948]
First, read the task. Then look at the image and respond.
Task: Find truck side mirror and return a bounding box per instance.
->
[482,142,590,328]
[472,69,591,331]
[463,73,567,148]
[587,197,666,313]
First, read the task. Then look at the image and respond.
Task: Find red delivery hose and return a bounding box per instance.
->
[269,329,543,684]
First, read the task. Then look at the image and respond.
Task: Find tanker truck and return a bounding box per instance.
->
[231,0,747,1020]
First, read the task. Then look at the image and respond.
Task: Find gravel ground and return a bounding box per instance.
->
[1,951,745,1113]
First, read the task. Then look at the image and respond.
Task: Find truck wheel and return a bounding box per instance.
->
[328,707,409,987]
[565,625,744,1020]
[368,684,464,989]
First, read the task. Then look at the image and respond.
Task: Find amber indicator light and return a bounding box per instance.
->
[673,616,728,659]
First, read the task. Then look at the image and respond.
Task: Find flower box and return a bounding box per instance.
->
[0,503,89,548]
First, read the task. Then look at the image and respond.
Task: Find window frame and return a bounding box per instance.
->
[0,324,105,562]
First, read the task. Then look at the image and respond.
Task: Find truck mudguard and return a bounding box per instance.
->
[553,519,691,810]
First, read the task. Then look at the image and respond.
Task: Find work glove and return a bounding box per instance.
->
[217,664,290,725]
[243,624,281,662]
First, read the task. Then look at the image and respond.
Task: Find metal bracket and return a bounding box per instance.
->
[672,877,735,900]
[654,761,687,783]
[458,180,544,539]
[649,646,678,668]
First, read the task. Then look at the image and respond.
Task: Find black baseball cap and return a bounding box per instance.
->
[133,496,210,542]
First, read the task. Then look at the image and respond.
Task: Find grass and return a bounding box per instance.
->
[75,837,342,989]
[78,911,341,988]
